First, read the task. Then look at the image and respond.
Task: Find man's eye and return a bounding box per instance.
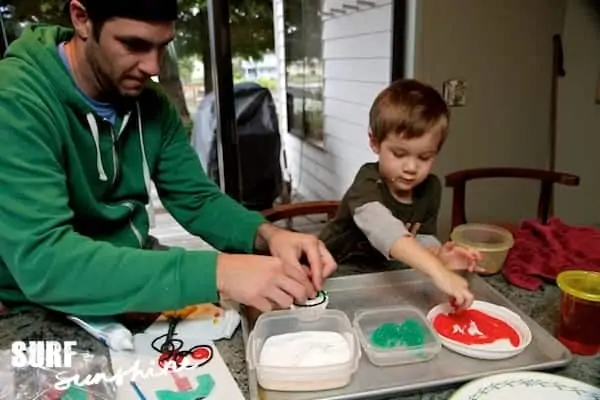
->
[122,40,151,52]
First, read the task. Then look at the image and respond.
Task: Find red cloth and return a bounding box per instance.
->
[502,217,600,290]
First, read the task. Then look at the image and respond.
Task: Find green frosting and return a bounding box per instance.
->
[369,319,426,349]
[155,374,215,400]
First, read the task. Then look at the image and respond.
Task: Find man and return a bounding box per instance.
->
[0,0,336,316]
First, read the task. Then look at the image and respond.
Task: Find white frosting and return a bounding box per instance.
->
[259,331,351,367]
[452,320,485,337]
[449,320,518,350]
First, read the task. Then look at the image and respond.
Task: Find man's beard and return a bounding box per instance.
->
[86,48,135,104]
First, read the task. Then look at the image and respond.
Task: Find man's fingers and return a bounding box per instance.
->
[276,275,308,304]
[265,287,294,310]
[303,239,324,290]
[281,257,316,298]
[252,298,274,313]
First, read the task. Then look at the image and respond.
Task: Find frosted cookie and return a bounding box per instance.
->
[290,290,328,311]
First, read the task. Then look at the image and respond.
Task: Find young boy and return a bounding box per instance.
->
[319,79,480,308]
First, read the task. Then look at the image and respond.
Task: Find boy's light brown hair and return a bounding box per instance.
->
[369,79,449,149]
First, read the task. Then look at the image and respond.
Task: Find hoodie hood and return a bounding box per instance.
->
[5,25,93,113]
[5,25,152,210]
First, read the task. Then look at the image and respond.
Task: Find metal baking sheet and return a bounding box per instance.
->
[241,269,572,400]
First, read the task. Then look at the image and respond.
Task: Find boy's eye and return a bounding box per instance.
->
[419,152,436,161]
[392,152,406,158]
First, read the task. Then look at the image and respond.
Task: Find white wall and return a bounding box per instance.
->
[277,0,597,236]
[412,0,566,238]
[554,0,600,227]
[281,0,393,200]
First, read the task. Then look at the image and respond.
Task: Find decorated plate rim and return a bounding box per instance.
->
[449,371,600,400]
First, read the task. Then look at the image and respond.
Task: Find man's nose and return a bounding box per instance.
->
[139,50,162,77]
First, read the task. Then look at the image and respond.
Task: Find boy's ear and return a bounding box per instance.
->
[368,130,380,154]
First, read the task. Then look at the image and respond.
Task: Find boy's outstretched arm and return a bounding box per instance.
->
[353,202,474,308]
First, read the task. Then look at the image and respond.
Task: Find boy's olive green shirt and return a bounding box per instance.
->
[319,162,441,264]
[0,25,267,315]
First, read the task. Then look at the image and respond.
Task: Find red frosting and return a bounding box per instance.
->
[433,309,520,347]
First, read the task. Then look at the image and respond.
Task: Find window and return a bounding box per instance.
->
[284,0,324,143]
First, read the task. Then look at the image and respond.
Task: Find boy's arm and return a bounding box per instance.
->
[348,168,443,261]
[417,235,443,254]
[353,202,411,259]
[353,203,452,282]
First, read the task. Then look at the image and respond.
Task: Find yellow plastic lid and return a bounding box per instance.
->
[557,270,600,303]
[450,223,514,252]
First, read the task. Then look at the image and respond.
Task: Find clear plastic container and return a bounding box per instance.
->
[353,305,441,366]
[246,309,361,392]
[450,223,515,274]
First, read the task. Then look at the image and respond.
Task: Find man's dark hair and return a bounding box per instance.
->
[65,0,178,39]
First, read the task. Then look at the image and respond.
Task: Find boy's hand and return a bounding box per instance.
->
[431,268,474,309]
[438,241,483,272]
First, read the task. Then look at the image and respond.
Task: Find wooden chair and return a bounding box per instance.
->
[261,201,340,232]
[445,167,580,234]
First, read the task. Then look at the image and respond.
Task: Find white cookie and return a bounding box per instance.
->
[290,291,329,311]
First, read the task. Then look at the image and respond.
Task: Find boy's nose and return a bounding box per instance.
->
[403,159,418,173]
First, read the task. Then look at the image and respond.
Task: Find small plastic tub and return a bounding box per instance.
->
[352,305,441,366]
[556,270,600,355]
[246,309,361,391]
[450,223,514,274]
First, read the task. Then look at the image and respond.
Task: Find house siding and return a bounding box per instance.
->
[275,0,394,200]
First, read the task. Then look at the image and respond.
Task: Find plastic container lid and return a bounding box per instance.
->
[557,270,600,303]
[352,305,441,367]
[451,223,514,251]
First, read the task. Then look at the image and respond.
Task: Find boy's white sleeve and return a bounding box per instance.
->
[353,202,411,259]
[415,234,442,249]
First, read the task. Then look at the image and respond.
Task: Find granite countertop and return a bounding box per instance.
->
[0,268,598,399]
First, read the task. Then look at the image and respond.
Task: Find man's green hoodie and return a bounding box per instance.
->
[0,25,267,315]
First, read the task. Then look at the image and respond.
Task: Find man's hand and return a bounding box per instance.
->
[255,223,337,291]
[438,241,483,272]
[216,253,316,312]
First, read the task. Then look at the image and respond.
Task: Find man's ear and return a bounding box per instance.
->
[368,130,381,155]
[69,0,93,41]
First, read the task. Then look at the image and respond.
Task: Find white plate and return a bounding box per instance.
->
[450,371,600,400]
[426,300,532,360]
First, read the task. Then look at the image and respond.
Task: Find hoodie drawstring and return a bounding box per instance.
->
[85,113,108,181]
[85,106,154,227]
[136,102,155,228]
[135,102,151,200]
